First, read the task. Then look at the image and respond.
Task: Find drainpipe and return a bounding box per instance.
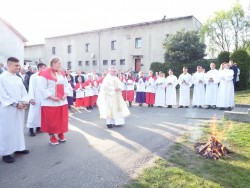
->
[97,30,101,73]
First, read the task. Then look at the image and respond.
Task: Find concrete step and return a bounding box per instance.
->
[224,104,250,122]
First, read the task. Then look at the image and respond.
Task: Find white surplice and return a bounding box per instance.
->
[39,73,69,107]
[0,71,29,155]
[178,73,192,106]
[192,72,205,106]
[205,69,219,106]
[27,73,42,128]
[165,75,178,105]
[217,68,235,108]
[154,77,165,106]
[97,73,130,125]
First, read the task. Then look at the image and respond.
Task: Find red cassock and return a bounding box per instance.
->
[126,78,135,102]
[82,80,93,107]
[74,83,84,107]
[146,76,156,105]
[92,80,99,106]
[39,68,68,134]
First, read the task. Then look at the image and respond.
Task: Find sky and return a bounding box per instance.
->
[0,0,249,45]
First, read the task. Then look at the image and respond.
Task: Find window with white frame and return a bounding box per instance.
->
[111,60,116,65]
[52,47,56,55]
[135,37,142,48]
[120,59,125,65]
[111,40,117,50]
[85,61,90,66]
[103,60,108,66]
[68,45,72,53]
[85,43,90,52]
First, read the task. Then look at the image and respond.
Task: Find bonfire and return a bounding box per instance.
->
[195,116,231,160]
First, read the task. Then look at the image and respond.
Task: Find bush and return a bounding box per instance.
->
[217,51,230,67]
[230,50,250,90]
[150,62,164,75]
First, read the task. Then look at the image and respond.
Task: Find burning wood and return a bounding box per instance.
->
[196,136,229,160]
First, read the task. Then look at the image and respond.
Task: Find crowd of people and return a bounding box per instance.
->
[0,56,238,164]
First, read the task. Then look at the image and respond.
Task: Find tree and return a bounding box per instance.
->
[163,29,206,75]
[150,62,164,74]
[217,51,230,67]
[201,3,250,57]
[230,50,250,90]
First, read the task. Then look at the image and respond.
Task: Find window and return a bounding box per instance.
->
[68,45,72,53]
[85,61,90,66]
[67,62,71,69]
[120,59,125,65]
[111,60,116,65]
[78,61,82,66]
[135,37,142,48]
[111,40,117,50]
[85,43,90,52]
[93,60,97,66]
[103,60,108,66]
[52,47,56,55]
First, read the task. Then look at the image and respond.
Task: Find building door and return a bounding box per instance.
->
[135,59,141,72]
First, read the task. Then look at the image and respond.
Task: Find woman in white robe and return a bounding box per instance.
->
[216,63,235,110]
[178,67,192,108]
[205,63,219,109]
[192,66,205,108]
[154,72,165,107]
[165,69,178,108]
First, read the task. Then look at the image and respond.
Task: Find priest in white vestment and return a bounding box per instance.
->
[154,72,166,107]
[192,66,205,108]
[26,63,47,136]
[97,66,130,128]
[165,69,178,108]
[178,67,192,108]
[0,57,30,163]
[217,63,235,110]
[205,63,219,109]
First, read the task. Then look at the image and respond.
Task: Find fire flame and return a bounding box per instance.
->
[209,115,233,142]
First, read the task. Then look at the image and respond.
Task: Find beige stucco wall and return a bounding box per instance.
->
[0,19,26,66]
[33,16,202,73]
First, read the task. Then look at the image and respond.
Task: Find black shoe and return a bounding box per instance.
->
[148,104,150,107]
[178,106,183,108]
[68,105,71,109]
[193,105,197,108]
[219,108,225,110]
[3,155,14,163]
[212,105,216,109]
[89,106,93,109]
[107,124,112,129]
[36,127,41,132]
[151,105,154,107]
[14,150,29,154]
[29,131,36,137]
[168,105,172,108]
[29,128,36,137]
[198,105,202,108]
[185,106,189,108]
[227,107,232,111]
[129,102,132,107]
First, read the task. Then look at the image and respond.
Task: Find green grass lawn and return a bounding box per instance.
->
[235,90,250,104]
[126,121,250,188]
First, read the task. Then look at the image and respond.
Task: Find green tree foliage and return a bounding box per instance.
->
[230,50,250,90]
[163,29,206,76]
[201,3,250,57]
[150,62,164,74]
[217,51,230,67]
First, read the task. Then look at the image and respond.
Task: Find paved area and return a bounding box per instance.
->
[0,105,225,188]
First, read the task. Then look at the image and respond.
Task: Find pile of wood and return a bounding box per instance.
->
[195,136,229,160]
